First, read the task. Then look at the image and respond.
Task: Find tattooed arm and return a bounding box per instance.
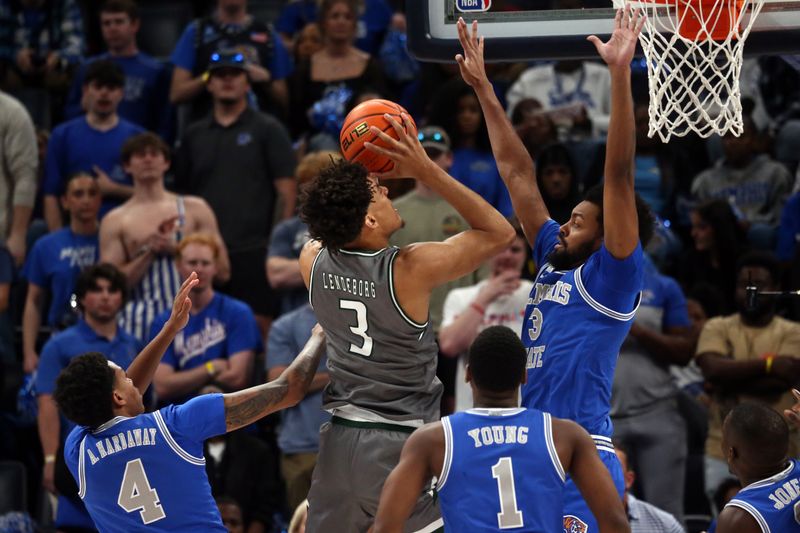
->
[223,324,326,432]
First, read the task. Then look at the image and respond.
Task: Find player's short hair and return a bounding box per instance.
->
[725,402,789,466]
[83,60,125,89]
[74,263,127,311]
[299,159,373,250]
[736,251,780,286]
[176,233,220,260]
[100,0,139,20]
[468,326,527,393]
[582,184,655,248]
[296,151,342,186]
[54,352,117,428]
[121,132,171,164]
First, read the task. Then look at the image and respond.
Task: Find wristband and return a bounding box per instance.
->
[44,454,56,464]
[765,355,775,374]
[202,71,210,83]
[205,361,216,377]
[470,302,486,316]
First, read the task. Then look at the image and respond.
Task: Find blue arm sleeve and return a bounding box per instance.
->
[661,277,691,329]
[268,32,293,79]
[776,194,800,261]
[532,219,560,268]
[266,315,296,370]
[161,393,227,442]
[170,23,196,72]
[577,244,644,316]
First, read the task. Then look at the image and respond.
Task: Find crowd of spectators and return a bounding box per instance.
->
[1,0,799,532]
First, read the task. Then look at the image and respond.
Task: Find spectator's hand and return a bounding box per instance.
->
[6,230,26,267]
[365,114,427,179]
[208,358,229,377]
[16,48,35,73]
[455,18,490,91]
[42,461,56,495]
[246,64,272,83]
[770,356,797,383]
[93,165,119,197]
[23,350,38,374]
[45,51,61,73]
[165,272,198,334]
[784,389,800,429]
[475,269,521,307]
[311,323,326,339]
[587,5,644,70]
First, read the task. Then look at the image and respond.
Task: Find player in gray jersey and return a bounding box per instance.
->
[298,114,515,533]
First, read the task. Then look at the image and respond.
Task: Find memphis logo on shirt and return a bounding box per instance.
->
[456,0,491,12]
[174,318,227,367]
[60,245,97,268]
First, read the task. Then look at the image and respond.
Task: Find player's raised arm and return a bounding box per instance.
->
[223,325,326,432]
[553,418,631,533]
[371,423,443,533]
[366,115,515,290]
[126,272,198,393]
[455,18,549,247]
[588,6,645,259]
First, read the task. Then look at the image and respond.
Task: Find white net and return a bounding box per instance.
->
[617,0,766,141]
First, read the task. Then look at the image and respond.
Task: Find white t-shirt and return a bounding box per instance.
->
[441,279,533,412]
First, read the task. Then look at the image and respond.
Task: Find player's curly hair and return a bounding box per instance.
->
[583,184,655,248]
[54,352,116,429]
[299,159,373,250]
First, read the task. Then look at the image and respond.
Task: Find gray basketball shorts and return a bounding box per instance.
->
[305,417,443,533]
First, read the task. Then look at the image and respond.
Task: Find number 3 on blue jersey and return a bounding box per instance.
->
[340,299,374,356]
[527,308,543,341]
[118,459,166,524]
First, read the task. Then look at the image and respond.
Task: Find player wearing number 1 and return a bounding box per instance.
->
[53,272,328,532]
[371,326,630,533]
[298,112,515,531]
[456,9,654,532]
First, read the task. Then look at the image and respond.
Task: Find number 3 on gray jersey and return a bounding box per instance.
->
[340,299,374,356]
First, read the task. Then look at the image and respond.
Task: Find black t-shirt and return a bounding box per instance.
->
[174,108,295,251]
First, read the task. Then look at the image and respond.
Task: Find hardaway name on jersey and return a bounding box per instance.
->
[65,394,227,532]
[309,246,442,423]
[437,408,565,532]
[522,219,643,437]
[726,459,800,533]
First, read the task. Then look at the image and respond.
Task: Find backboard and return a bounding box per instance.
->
[407,0,800,61]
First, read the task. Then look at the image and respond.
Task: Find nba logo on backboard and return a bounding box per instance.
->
[456,0,491,12]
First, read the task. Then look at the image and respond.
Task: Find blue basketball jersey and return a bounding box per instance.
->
[521,220,643,437]
[437,408,565,532]
[726,459,800,533]
[64,394,228,532]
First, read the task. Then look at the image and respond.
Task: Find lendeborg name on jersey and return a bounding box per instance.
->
[321,271,377,299]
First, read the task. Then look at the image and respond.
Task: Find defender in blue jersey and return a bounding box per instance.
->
[715,400,800,533]
[456,11,653,531]
[52,272,328,532]
[373,326,630,533]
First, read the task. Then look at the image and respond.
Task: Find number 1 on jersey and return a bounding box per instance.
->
[340,299,374,356]
[491,457,524,529]
[118,458,166,524]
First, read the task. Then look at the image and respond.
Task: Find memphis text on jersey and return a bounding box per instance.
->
[85,428,158,465]
[321,271,377,299]
[525,279,573,370]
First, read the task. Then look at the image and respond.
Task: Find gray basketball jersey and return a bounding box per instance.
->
[309,246,442,423]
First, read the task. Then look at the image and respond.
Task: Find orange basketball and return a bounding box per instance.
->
[339,99,417,173]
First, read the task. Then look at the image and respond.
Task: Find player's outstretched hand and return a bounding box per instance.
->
[365,113,429,179]
[784,388,800,429]
[455,18,489,90]
[166,272,198,334]
[587,4,644,69]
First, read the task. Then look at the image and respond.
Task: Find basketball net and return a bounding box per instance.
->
[616,0,766,141]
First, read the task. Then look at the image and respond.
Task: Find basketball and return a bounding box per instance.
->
[339,99,417,173]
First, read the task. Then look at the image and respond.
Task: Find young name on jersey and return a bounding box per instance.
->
[320,270,377,299]
[467,425,529,448]
[85,427,158,465]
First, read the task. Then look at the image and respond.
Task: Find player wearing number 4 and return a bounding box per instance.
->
[456,11,654,533]
[53,272,328,532]
[371,326,630,533]
[298,107,515,529]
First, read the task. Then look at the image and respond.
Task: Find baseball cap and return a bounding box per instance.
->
[208,50,248,73]
[417,126,451,154]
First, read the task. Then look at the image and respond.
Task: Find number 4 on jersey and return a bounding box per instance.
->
[118,458,166,524]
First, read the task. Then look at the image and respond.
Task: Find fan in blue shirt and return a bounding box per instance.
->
[54,272,327,533]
